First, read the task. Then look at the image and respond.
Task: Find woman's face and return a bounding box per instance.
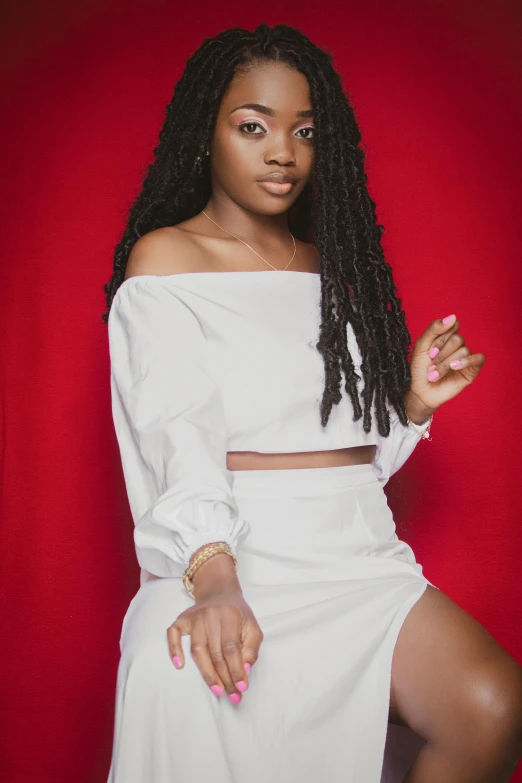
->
[209,61,315,216]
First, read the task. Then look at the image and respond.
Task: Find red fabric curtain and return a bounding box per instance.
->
[1,1,520,780]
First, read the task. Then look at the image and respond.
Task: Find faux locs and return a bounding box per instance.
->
[102,23,414,438]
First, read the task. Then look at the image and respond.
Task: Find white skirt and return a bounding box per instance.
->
[107,464,439,783]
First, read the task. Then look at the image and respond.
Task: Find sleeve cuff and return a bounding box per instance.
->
[407,414,433,436]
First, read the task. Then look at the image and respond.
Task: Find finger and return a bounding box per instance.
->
[203,608,243,703]
[189,617,227,699]
[428,349,485,385]
[416,314,460,354]
[241,622,264,673]
[221,609,249,701]
[425,319,461,359]
[428,329,465,363]
[427,346,472,380]
[447,351,486,374]
[167,615,191,669]
[202,609,239,699]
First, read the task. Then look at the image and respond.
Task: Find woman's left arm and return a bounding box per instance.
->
[372,313,486,486]
[406,312,486,420]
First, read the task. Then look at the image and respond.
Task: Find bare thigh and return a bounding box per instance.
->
[389,585,522,751]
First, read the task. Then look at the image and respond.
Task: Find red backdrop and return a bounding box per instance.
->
[1,1,521,781]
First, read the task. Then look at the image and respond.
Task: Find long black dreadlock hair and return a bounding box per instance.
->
[102,23,415,438]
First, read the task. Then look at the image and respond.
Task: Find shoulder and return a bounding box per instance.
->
[124,226,208,280]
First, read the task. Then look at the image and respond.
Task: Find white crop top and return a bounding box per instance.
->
[108,271,430,582]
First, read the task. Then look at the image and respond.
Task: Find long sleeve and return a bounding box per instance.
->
[371,403,431,488]
[108,277,250,579]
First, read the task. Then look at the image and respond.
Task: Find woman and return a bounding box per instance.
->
[103,23,522,783]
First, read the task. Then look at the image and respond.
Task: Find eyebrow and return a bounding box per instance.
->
[229,103,314,118]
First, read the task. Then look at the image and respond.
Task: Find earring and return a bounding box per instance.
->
[194,149,210,165]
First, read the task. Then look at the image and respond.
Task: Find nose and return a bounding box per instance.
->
[263,131,296,166]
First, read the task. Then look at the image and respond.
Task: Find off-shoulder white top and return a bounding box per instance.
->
[108,272,430,582]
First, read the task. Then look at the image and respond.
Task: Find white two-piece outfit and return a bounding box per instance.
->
[106,270,439,783]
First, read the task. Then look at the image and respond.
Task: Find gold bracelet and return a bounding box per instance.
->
[187,541,235,570]
[185,542,233,579]
[183,542,237,597]
[407,413,433,441]
[182,542,238,597]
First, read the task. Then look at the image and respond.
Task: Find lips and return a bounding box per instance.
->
[257,173,297,184]
[257,180,295,195]
[257,172,297,195]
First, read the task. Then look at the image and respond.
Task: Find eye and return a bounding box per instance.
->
[238,122,266,135]
[297,126,315,140]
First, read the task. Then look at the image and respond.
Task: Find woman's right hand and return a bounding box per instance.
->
[166,554,264,703]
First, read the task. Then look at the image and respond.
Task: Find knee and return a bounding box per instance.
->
[462,657,522,755]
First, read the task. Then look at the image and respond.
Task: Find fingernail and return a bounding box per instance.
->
[442,314,455,324]
[229,693,241,704]
[210,684,224,696]
[235,680,248,692]
[428,364,437,372]
[450,360,461,369]
[244,662,251,673]
[172,656,182,669]
[428,370,440,382]
[429,346,440,359]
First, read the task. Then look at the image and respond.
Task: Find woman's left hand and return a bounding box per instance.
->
[407,313,486,415]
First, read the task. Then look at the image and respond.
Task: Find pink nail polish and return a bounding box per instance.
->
[428,370,440,382]
[450,360,461,369]
[210,684,224,696]
[172,656,182,669]
[244,662,251,673]
[428,364,437,373]
[429,346,440,359]
[442,314,455,324]
[235,680,248,692]
[229,693,241,704]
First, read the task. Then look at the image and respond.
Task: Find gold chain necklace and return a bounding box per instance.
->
[201,210,296,271]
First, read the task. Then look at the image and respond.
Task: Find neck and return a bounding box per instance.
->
[203,198,291,245]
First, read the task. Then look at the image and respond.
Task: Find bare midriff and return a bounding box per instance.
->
[226,445,377,471]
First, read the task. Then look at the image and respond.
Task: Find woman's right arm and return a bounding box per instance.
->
[108,247,263,700]
[108,274,251,574]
